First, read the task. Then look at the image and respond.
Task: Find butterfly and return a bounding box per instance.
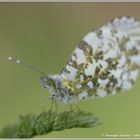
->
[8,16,140,104]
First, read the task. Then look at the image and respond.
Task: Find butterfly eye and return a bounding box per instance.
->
[40,76,54,89]
[46,80,54,86]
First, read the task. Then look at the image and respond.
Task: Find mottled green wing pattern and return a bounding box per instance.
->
[60,17,140,99]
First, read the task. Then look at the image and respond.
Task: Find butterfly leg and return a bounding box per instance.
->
[36,96,48,117]
[45,95,56,126]
[53,97,58,111]
[76,105,81,112]
[69,104,73,111]
[49,95,59,112]
[50,95,55,112]
[73,101,81,112]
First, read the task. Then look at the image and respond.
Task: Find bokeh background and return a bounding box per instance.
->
[0,2,140,138]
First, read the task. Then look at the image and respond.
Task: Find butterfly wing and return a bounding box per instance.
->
[60,17,140,99]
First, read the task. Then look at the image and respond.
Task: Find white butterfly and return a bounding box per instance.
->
[8,16,140,103]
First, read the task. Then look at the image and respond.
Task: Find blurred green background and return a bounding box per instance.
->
[0,2,140,138]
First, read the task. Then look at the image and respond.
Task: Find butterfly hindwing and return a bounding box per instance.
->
[60,17,140,100]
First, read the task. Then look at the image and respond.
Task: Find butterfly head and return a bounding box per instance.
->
[40,75,55,90]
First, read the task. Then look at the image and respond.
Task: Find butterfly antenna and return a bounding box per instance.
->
[8,56,46,75]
